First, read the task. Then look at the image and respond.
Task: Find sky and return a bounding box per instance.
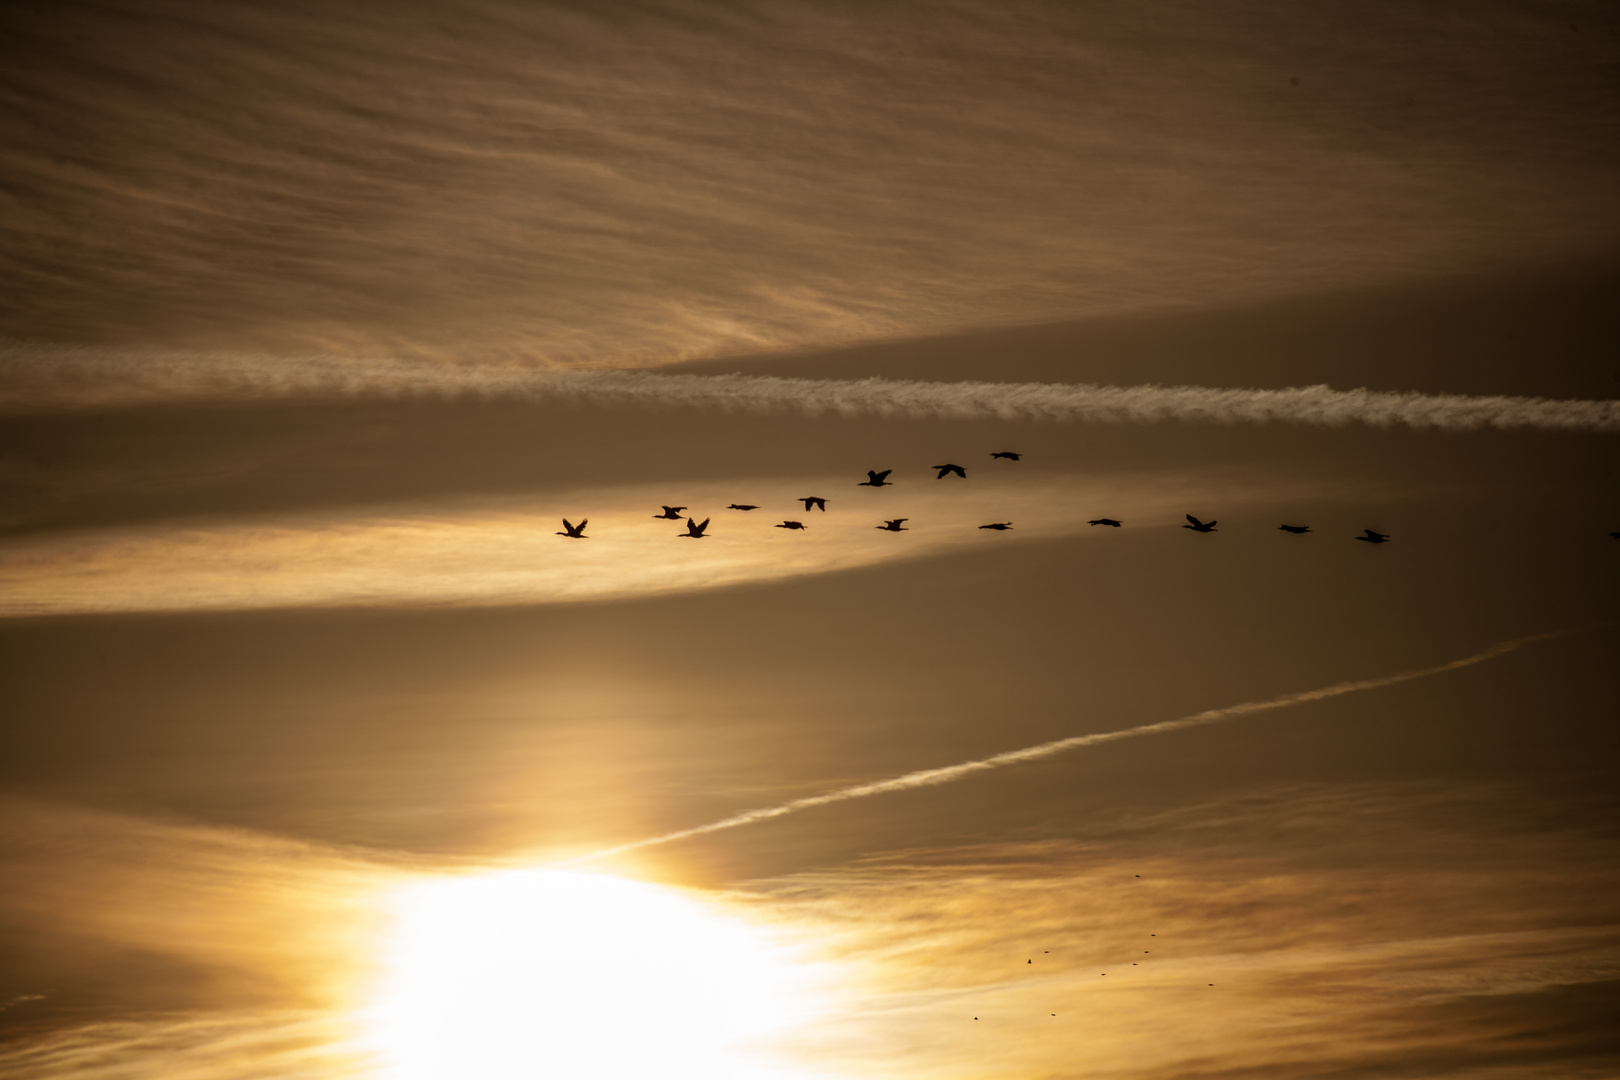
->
[0,2,1617,1078]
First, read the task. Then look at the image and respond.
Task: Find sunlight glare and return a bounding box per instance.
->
[367,869,811,1079]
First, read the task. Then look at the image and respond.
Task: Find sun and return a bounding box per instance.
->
[364,868,811,1080]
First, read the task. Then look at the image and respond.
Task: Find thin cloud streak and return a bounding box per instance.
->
[573,630,1579,863]
[3,346,1616,432]
[0,473,1301,618]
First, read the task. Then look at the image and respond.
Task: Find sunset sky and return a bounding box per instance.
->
[1,3,1617,1078]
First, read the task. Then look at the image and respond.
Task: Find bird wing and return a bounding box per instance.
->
[696,518,710,533]
[562,519,575,531]
[1186,514,1202,526]
[577,519,587,531]
[874,470,891,481]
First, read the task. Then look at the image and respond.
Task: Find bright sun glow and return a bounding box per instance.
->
[366,869,813,1080]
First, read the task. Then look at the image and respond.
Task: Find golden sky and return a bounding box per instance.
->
[0,2,1616,1078]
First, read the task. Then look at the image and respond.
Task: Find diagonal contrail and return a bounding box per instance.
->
[2,345,1616,432]
[566,630,1578,864]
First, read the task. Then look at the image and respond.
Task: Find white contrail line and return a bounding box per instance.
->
[2,346,1616,431]
[566,630,1578,864]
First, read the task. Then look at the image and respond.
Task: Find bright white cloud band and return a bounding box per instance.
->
[2,348,1616,432]
[570,630,1577,863]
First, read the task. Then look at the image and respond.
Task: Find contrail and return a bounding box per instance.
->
[567,630,1577,864]
[2,345,1616,432]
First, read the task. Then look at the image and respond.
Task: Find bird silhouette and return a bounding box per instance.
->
[1611,531,1620,539]
[727,503,759,511]
[979,522,1013,530]
[858,469,893,487]
[933,463,967,479]
[1182,515,1217,533]
[877,519,909,532]
[1089,518,1122,527]
[1355,528,1391,544]
[775,520,808,530]
[1278,524,1311,534]
[799,496,827,511]
[990,451,1021,460]
[556,518,588,538]
[653,505,686,520]
[679,517,710,538]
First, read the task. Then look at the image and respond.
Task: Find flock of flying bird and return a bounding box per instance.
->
[551,451,1399,543]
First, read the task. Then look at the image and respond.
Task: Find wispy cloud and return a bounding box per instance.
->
[0,472,1301,618]
[573,630,1578,863]
[740,782,1620,1080]
[3,2,1615,364]
[4,346,1615,431]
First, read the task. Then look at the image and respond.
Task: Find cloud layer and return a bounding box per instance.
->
[4,2,1615,364]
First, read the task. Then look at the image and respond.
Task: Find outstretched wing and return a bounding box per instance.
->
[696,518,710,534]
[1185,514,1202,526]
[873,470,891,482]
[562,518,575,531]
[576,519,587,531]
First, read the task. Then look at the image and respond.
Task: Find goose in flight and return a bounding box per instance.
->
[979,522,1013,530]
[1088,518,1122,527]
[556,518,588,538]
[799,496,827,511]
[1355,528,1390,544]
[1182,514,1217,533]
[678,517,711,538]
[727,503,759,511]
[933,463,967,479]
[653,505,686,520]
[1278,524,1311,534]
[989,451,1021,460]
[877,519,909,532]
[858,469,893,487]
[775,520,808,530]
